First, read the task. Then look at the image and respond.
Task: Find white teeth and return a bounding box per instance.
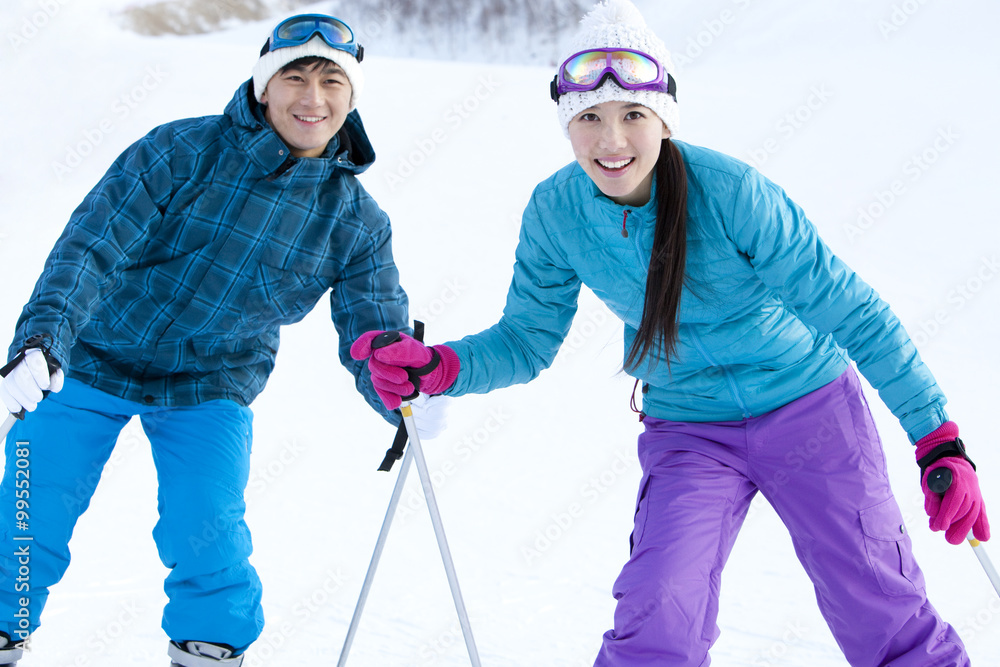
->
[598,158,632,169]
[296,116,324,123]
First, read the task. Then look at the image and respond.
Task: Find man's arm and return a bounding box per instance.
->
[328,198,408,422]
[10,129,174,370]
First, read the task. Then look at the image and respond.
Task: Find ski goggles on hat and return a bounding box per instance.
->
[262,14,364,61]
[550,48,675,102]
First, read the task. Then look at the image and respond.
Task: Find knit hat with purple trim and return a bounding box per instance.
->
[556,0,679,137]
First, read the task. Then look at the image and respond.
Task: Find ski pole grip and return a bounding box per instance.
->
[927,467,953,495]
[370,330,402,350]
[1,334,62,420]
[376,321,426,472]
[369,328,431,402]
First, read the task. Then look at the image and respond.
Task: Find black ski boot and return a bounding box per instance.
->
[168,641,243,666]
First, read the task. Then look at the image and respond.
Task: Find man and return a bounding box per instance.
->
[0,13,409,666]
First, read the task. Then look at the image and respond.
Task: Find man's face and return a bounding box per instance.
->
[261,59,352,158]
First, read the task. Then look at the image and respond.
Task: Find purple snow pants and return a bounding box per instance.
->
[595,369,968,666]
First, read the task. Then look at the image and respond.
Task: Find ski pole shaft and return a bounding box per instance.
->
[927,467,1000,597]
[0,413,15,442]
[967,536,1000,597]
[338,443,415,666]
[401,400,481,666]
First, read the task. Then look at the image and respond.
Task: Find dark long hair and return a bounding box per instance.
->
[624,138,688,372]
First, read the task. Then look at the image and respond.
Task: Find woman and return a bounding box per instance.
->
[351,1,989,664]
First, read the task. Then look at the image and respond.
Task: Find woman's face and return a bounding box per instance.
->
[568,101,671,207]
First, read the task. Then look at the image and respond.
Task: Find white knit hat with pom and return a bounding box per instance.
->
[556,0,678,137]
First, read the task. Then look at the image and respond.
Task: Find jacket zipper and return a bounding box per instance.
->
[685,324,753,419]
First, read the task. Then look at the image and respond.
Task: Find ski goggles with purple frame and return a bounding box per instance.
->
[550,48,675,102]
[261,13,363,61]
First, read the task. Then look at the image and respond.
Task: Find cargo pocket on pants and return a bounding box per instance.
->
[859,498,925,596]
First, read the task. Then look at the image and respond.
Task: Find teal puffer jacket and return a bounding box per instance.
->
[446,141,947,442]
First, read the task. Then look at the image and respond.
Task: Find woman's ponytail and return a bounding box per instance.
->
[624,138,688,372]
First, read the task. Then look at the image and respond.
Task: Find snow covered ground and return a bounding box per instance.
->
[1,0,998,664]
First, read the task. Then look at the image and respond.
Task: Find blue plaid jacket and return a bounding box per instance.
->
[10,81,408,420]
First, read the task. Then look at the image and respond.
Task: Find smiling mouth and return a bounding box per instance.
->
[295,115,327,124]
[596,158,634,171]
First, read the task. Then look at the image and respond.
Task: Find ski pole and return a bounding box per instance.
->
[0,413,15,442]
[339,328,481,666]
[926,468,1000,597]
[338,401,481,666]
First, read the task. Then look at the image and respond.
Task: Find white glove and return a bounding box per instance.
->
[0,348,64,415]
[408,393,451,441]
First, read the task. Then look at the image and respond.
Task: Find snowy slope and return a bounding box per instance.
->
[1,0,999,665]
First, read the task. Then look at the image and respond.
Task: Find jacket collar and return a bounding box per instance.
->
[585,166,659,216]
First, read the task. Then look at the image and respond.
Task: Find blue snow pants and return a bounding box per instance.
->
[596,368,968,666]
[0,378,264,652]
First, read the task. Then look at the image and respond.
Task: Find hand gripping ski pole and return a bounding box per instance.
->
[338,324,481,666]
[926,468,1000,597]
[0,334,62,441]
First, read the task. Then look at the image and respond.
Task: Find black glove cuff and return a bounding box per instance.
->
[1,333,60,378]
[916,437,976,474]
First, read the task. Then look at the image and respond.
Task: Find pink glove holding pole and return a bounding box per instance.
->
[916,421,990,545]
[351,330,460,410]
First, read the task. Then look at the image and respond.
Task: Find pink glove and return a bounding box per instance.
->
[351,331,460,410]
[916,421,990,545]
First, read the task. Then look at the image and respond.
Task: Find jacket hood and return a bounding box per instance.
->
[223,79,377,176]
